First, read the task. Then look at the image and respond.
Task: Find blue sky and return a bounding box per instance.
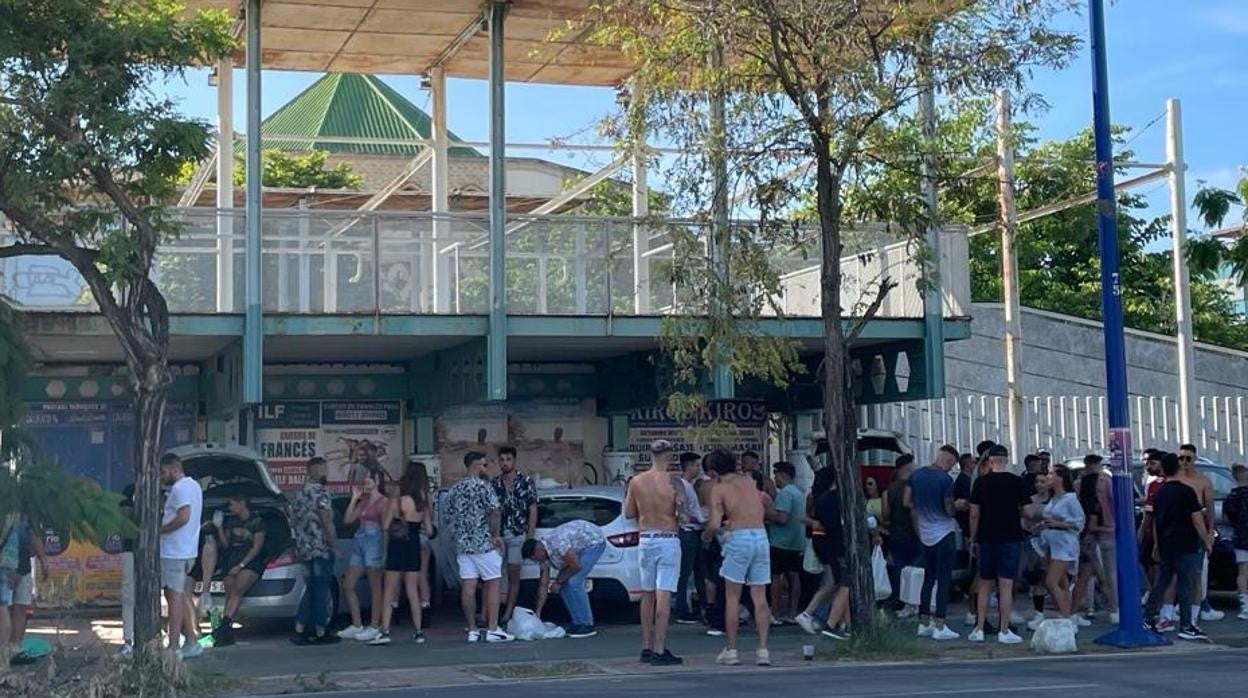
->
[162,0,1245,230]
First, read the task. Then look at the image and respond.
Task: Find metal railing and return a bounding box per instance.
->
[1,208,969,319]
[867,392,1248,464]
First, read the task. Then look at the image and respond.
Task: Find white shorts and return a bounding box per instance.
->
[458,550,503,582]
[160,557,195,592]
[639,534,682,593]
[503,534,526,566]
[12,573,33,606]
[1236,549,1248,564]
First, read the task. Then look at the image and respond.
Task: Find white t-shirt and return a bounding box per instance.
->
[161,476,203,560]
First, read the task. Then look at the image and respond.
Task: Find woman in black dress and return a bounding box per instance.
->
[371,462,434,645]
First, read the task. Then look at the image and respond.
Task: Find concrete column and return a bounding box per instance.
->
[1167,98,1195,444]
[918,37,946,398]
[995,90,1026,460]
[430,66,451,313]
[215,59,235,313]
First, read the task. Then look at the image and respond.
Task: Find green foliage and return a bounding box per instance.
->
[0,447,134,546]
[231,148,364,190]
[0,302,30,459]
[1191,175,1248,288]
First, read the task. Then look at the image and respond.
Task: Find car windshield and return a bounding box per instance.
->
[537,497,620,528]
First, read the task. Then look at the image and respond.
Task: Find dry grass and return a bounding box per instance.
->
[470,661,596,680]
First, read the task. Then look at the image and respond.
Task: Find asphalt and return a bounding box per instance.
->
[251,646,1248,697]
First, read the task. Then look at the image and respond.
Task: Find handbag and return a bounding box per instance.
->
[802,538,823,575]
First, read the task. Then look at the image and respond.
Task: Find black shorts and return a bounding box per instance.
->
[222,547,266,576]
[770,547,804,574]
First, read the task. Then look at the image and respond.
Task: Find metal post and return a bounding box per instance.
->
[995,90,1027,462]
[708,45,733,398]
[632,140,651,314]
[486,0,508,401]
[918,37,947,399]
[1167,98,1196,444]
[1088,0,1167,649]
[430,66,451,313]
[215,59,235,313]
[243,0,263,405]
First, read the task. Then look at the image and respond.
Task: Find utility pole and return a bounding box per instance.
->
[1167,98,1195,445]
[918,35,947,400]
[1087,0,1166,649]
[995,90,1027,460]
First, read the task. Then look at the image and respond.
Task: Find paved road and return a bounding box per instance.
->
[256,647,1248,698]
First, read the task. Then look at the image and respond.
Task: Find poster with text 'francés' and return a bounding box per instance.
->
[256,400,402,492]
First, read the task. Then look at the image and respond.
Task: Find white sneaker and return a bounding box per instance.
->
[795,612,819,635]
[1109,611,1120,625]
[485,629,515,643]
[967,628,985,643]
[896,605,917,619]
[916,623,934,638]
[1200,609,1225,622]
[178,643,204,660]
[368,631,391,646]
[466,630,480,643]
[337,625,364,640]
[1027,613,1046,631]
[964,612,977,626]
[1074,615,1092,627]
[931,626,960,641]
[756,649,771,666]
[355,627,381,642]
[1238,607,1248,621]
[997,629,1023,645]
[716,648,740,666]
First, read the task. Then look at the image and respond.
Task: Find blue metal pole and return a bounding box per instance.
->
[1089,0,1167,648]
[243,0,263,406]
[487,0,508,401]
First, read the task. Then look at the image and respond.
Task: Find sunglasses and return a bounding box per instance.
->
[1179,455,1194,462]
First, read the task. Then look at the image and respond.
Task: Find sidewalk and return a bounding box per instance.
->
[16,601,1248,694]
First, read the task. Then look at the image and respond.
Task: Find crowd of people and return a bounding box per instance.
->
[15,432,1247,665]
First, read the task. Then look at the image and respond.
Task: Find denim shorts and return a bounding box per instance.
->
[350,525,384,569]
[0,570,12,606]
[977,541,1022,581]
[639,533,682,592]
[720,528,771,586]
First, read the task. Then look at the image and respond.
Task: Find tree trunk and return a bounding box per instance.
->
[132,363,170,653]
[814,150,876,629]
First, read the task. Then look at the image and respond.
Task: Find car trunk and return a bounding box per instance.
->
[182,453,293,580]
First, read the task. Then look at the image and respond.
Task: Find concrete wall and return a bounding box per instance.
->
[946,302,1248,400]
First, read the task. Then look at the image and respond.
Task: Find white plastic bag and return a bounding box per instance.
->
[898,565,935,608]
[871,546,892,601]
[803,539,823,575]
[1030,618,1078,654]
[506,607,567,641]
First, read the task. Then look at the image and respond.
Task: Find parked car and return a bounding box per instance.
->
[517,487,642,609]
[814,428,914,491]
[178,443,306,619]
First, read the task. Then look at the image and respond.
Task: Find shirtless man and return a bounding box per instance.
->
[703,449,772,667]
[624,440,685,666]
[1175,444,1223,624]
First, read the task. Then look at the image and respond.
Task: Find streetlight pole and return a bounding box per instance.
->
[1088,0,1167,648]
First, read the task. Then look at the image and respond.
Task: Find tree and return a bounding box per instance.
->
[1191,173,1248,286]
[0,301,29,458]
[231,148,363,190]
[585,0,1078,628]
[0,0,234,654]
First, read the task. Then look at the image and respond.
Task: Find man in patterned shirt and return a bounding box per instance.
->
[522,520,607,638]
[288,457,339,645]
[492,445,538,624]
[446,451,514,643]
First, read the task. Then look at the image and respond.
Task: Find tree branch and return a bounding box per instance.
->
[845,276,899,343]
[0,243,60,259]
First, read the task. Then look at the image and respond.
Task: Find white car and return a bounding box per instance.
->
[518,487,643,606]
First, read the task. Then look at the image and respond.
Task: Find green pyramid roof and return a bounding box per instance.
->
[262,74,479,158]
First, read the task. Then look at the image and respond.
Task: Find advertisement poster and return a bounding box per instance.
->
[37,539,122,608]
[628,399,769,468]
[256,400,403,491]
[435,400,590,488]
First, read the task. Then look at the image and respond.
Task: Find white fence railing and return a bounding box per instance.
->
[866,392,1248,465]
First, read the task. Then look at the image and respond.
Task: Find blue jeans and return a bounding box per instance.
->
[560,542,606,627]
[919,533,956,620]
[296,556,335,634]
[1145,550,1202,628]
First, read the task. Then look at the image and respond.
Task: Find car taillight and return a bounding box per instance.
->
[607,531,639,548]
[267,550,299,569]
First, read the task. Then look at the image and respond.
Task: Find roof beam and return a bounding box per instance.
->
[429,10,487,70]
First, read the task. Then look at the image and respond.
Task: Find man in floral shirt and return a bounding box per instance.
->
[446,451,513,643]
[288,457,339,645]
[522,519,606,637]
[492,445,539,623]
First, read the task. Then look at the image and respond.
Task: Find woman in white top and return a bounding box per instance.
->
[1038,464,1086,622]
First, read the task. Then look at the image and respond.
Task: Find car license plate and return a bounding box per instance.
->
[192,581,225,594]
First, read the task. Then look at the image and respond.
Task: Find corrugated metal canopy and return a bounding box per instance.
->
[187,0,635,86]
